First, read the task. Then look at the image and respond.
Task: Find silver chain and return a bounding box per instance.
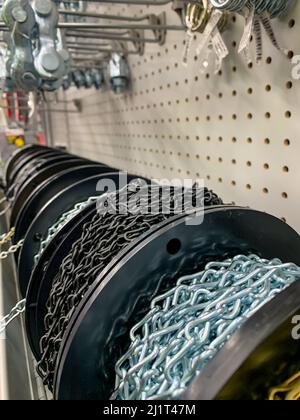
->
[0,240,24,260]
[0,299,26,337]
[34,196,99,264]
[112,254,300,400]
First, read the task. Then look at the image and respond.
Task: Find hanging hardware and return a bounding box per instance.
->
[0,239,24,260]
[0,299,26,337]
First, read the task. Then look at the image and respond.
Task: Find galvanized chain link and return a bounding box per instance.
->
[0,240,24,260]
[112,254,300,400]
[0,227,15,246]
[37,183,223,390]
[5,157,48,204]
[0,299,26,337]
[269,371,300,400]
[34,196,99,264]
[0,198,11,216]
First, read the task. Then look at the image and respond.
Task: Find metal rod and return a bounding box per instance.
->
[71,48,139,57]
[0,22,185,31]
[67,41,111,47]
[61,22,185,30]
[63,0,173,5]
[70,48,139,55]
[67,30,131,36]
[66,32,158,43]
[59,9,151,22]
[0,105,79,113]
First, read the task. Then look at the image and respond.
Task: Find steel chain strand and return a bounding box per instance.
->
[0,240,24,260]
[5,157,49,205]
[111,254,300,400]
[0,299,26,337]
[37,183,222,389]
[269,371,300,400]
[34,196,100,264]
[0,227,15,245]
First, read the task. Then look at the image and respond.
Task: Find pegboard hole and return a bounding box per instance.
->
[285,111,292,119]
[282,192,288,199]
[246,161,252,167]
[284,139,290,146]
[283,166,289,173]
[265,85,271,92]
[286,81,293,89]
[246,184,252,190]
[264,163,269,170]
[263,188,269,194]
[289,19,295,28]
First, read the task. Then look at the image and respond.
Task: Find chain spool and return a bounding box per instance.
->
[51,206,300,400]
[34,184,222,391]
[7,151,72,202]
[112,254,300,400]
[12,163,109,246]
[4,145,300,401]
[182,280,300,400]
[7,148,66,187]
[26,173,139,358]
[17,168,124,296]
[4,144,51,185]
[10,157,94,227]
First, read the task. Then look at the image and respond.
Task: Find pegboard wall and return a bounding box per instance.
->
[50,2,300,232]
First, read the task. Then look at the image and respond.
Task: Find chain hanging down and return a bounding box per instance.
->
[37,182,223,390]
[0,240,24,260]
[0,227,15,246]
[112,254,300,400]
[0,299,26,337]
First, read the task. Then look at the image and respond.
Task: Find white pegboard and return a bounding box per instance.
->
[50,2,300,232]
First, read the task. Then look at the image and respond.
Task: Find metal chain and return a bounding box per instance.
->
[5,157,48,204]
[0,240,24,260]
[111,254,300,400]
[37,183,223,390]
[0,227,15,246]
[34,196,100,264]
[0,299,26,337]
[269,371,300,400]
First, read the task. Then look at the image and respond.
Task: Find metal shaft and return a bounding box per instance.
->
[66,32,158,43]
[0,22,185,31]
[59,9,151,22]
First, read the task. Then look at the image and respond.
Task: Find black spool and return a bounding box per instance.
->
[4,145,52,185]
[8,149,66,187]
[10,158,93,226]
[52,207,300,400]
[13,163,108,243]
[17,169,118,296]
[26,173,138,358]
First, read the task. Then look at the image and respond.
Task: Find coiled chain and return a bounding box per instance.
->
[37,183,222,390]
[34,196,99,264]
[112,254,300,400]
